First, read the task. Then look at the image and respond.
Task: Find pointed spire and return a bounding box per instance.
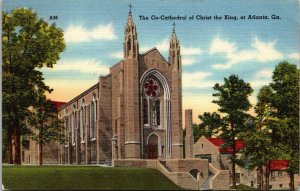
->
[129,3,132,15]
[169,22,181,70]
[127,3,134,25]
[124,4,139,59]
[172,22,176,32]
[171,22,177,40]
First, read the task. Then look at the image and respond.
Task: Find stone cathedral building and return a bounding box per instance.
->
[23,9,230,190]
[60,10,183,164]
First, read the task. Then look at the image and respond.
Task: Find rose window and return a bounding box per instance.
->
[144,78,160,98]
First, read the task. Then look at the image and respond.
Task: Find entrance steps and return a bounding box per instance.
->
[112,159,229,190]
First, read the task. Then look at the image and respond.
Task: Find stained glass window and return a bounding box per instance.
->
[144,78,160,98]
[143,98,148,124]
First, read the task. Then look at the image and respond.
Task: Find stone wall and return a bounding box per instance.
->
[113,159,157,169]
[194,136,221,168]
[209,163,230,190]
[184,109,193,158]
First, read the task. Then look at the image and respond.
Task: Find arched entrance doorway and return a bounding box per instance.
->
[147,133,159,159]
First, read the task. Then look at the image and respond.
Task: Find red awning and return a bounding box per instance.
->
[269,160,289,171]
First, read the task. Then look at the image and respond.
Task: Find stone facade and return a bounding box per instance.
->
[22,10,185,165]
[20,9,232,190]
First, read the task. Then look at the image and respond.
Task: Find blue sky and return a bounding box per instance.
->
[3,0,299,122]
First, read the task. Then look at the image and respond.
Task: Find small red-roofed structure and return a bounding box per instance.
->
[269,160,289,171]
[207,137,244,154]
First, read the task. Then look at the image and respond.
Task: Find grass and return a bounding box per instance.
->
[3,165,182,190]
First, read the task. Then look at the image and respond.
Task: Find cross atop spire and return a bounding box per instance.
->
[172,22,176,32]
[129,3,132,15]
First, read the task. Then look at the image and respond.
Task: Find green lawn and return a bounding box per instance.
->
[3,165,182,190]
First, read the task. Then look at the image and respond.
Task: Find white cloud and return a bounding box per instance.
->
[182,57,197,66]
[210,37,236,56]
[253,68,273,79]
[288,52,300,60]
[43,59,109,74]
[250,68,273,88]
[182,72,217,88]
[110,51,123,59]
[250,79,271,88]
[210,37,283,69]
[252,38,283,62]
[64,23,117,43]
[181,47,203,55]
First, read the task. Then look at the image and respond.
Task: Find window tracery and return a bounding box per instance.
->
[143,77,161,127]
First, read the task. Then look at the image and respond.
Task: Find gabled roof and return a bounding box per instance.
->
[269,160,289,171]
[58,83,99,110]
[207,137,244,154]
[140,47,168,63]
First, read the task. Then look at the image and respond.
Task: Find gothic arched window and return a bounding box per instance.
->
[152,99,160,126]
[143,98,148,125]
[90,101,96,138]
[71,111,76,144]
[155,99,160,126]
[143,77,162,127]
[64,114,69,144]
[80,106,86,142]
[144,78,160,98]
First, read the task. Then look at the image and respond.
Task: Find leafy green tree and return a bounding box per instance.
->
[193,112,223,142]
[27,97,65,165]
[193,124,207,143]
[239,62,299,190]
[2,8,65,164]
[269,62,299,190]
[212,74,253,189]
[199,112,222,136]
[239,86,288,190]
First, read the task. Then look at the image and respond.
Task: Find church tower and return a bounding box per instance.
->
[123,5,141,159]
[124,5,139,59]
[169,23,183,158]
[169,23,181,70]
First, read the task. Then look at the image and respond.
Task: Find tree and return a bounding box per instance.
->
[212,74,253,189]
[239,85,288,190]
[27,97,65,165]
[239,62,299,190]
[199,112,222,136]
[2,8,65,164]
[193,112,223,142]
[269,62,299,190]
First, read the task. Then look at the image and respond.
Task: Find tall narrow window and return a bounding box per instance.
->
[71,112,75,144]
[155,100,160,126]
[80,106,85,142]
[143,98,148,124]
[65,116,68,143]
[90,101,95,138]
[83,106,86,140]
